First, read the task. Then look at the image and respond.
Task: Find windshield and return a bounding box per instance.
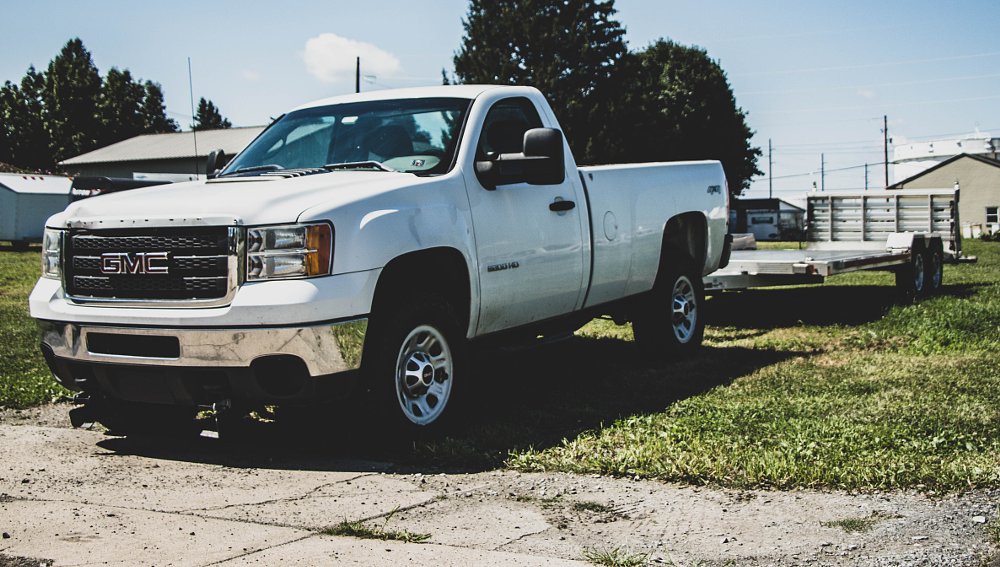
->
[222,97,471,176]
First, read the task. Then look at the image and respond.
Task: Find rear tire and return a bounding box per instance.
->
[895,242,927,299]
[632,259,705,361]
[364,293,465,437]
[924,243,943,295]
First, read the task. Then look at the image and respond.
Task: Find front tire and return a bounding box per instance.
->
[632,259,705,361]
[365,294,465,436]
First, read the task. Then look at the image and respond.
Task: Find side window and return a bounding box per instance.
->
[986,206,998,225]
[477,97,543,158]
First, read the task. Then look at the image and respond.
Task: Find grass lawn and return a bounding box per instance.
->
[507,239,1000,490]
[0,243,69,409]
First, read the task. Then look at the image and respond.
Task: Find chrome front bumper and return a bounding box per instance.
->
[38,318,368,377]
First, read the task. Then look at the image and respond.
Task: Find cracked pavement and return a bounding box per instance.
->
[0,409,997,566]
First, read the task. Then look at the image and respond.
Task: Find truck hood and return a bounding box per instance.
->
[49,171,426,228]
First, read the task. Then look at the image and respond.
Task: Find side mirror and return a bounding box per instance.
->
[206,149,230,179]
[475,127,565,189]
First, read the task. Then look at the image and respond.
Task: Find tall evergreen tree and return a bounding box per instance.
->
[0,68,51,170]
[98,67,147,146]
[453,0,627,164]
[192,98,232,130]
[140,81,178,133]
[44,38,102,163]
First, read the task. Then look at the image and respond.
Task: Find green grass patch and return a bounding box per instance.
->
[821,511,901,533]
[572,500,615,514]
[508,241,1000,491]
[0,246,69,409]
[323,519,430,543]
[582,546,650,567]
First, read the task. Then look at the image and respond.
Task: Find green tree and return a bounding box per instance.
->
[628,40,761,195]
[192,97,232,130]
[453,0,627,164]
[140,81,178,133]
[98,67,147,146]
[0,67,51,171]
[43,38,102,163]
[0,38,191,171]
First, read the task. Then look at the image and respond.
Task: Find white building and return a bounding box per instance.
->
[0,173,72,245]
[893,134,1000,183]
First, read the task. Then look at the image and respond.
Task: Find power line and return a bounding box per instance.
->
[737,72,1000,96]
[733,50,1000,78]
[756,93,1000,115]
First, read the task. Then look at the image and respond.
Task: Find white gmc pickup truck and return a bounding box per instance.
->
[31,85,730,435]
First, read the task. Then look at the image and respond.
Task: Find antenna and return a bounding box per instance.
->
[188,57,199,177]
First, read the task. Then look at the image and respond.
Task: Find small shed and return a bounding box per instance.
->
[0,173,71,243]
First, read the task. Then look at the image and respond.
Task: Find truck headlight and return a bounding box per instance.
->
[246,223,333,281]
[41,228,63,280]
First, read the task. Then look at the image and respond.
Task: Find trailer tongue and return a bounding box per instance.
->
[705,188,975,296]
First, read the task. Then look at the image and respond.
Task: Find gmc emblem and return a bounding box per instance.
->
[100,252,170,275]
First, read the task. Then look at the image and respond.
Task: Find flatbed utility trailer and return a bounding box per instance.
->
[704,189,972,295]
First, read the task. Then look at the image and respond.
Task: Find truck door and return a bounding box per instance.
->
[468,97,587,334]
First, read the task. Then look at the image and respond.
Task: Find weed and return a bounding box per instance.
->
[821,511,900,533]
[323,519,430,544]
[572,501,615,514]
[582,545,650,567]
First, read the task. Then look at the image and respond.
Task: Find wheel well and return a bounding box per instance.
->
[370,247,471,330]
[656,212,707,282]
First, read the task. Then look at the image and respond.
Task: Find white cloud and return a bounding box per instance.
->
[241,69,261,82]
[857,88,876,100]
[302,33,401,83]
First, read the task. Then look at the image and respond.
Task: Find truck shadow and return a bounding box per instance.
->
[94,282,978,471]
[705,283,979,329]
[96,338,799,474]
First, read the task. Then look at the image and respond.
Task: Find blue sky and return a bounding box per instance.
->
[2,1,998,199]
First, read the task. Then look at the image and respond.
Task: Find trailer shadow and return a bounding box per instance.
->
[95,338,800,474]
[704,283,980,329]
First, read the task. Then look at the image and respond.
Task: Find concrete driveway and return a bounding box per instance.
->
[0,408,996,566]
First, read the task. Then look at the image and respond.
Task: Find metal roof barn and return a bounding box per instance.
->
[59,127,265,179]
[0,173,71,242]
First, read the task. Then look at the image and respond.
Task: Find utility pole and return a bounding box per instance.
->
[768,138,773,199]
[864,163,869,191]
[883,115,889,188]
[355,57,360,94]
[820,153,825,192]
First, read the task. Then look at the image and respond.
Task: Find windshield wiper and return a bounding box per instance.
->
[218,164,284,177]
[323,161,397,173]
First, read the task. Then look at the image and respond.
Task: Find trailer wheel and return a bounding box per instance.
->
[924,241,944,295]
[364,293,465,437]
[895,241,927,298]
[633,259,705,361]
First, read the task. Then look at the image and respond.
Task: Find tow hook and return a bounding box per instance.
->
[197,399,234,439]
[68,393,96,428]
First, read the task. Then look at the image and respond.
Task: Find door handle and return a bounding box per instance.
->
[549,199,576,212]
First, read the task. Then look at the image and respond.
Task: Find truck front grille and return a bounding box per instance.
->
[64,227,237,305]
